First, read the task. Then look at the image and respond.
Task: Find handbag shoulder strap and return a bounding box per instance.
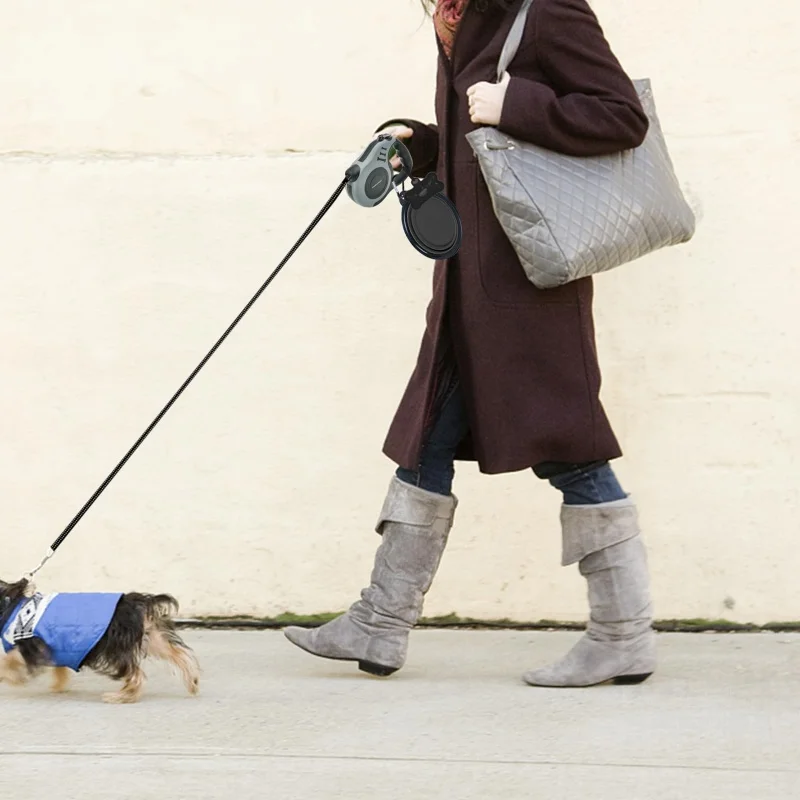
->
[496,0,535,82]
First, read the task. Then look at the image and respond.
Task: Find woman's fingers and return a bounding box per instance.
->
[378,125,414,140]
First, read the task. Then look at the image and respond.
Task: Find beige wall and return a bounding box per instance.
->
[1,0,798,624]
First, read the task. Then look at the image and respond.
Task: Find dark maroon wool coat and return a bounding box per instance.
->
[377,0,648,475]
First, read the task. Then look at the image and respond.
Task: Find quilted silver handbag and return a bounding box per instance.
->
[465,0,696,290]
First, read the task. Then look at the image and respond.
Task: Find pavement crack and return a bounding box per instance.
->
[0,750,796,775]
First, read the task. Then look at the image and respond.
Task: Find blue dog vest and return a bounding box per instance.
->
[1,591,124,672]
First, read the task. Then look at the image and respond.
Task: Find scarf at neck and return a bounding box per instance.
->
[434,0,470,59]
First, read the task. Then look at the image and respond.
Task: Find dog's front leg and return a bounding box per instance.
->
[0,650,30,686]
[50,666,71,693]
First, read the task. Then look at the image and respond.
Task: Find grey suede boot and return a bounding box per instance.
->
[523,498,655,688]
[283,476,457,676]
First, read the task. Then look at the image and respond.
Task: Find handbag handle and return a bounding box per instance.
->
[496,0,535,82]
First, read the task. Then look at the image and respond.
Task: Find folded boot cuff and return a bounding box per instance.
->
[375,476,457,533]
[560,499,640,566]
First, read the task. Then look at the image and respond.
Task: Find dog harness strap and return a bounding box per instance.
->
[1,592,55,651]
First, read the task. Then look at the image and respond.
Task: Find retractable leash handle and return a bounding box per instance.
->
[344,133,413,208]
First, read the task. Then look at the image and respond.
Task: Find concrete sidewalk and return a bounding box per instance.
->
[2,630,799,799]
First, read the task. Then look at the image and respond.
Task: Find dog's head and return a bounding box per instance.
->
[0,578,33,618]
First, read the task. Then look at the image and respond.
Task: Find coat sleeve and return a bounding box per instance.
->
[374,117,440,178]
[496,0,648,156]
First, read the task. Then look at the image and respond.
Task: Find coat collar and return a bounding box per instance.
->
[436,0,525,82]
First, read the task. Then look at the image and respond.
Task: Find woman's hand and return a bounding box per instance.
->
[376,124,414,169]
[466,71,511,126]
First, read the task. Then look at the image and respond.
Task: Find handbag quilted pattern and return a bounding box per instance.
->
[466,78,696,290]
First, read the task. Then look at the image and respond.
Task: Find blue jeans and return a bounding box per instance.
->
[395,379,627,505]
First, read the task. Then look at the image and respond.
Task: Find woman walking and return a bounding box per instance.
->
[284,0,654,688]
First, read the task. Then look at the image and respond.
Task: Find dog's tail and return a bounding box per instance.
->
[137,593,195,661]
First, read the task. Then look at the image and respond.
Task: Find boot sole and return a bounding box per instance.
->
[524,671,654,688]
[613,672,652,685]
[358,661,398,677]
[291,650,398,678]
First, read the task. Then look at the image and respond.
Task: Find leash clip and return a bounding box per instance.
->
[22,548,55,583]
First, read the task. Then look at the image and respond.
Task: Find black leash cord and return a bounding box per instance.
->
[40,175,349,564]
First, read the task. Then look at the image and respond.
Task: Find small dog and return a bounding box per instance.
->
[0,577,200,703]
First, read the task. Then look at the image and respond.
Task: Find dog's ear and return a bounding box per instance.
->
[0,578,30,600]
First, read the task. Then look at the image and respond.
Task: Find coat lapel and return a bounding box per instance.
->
[447,0,526,82]
[448,1,477,80]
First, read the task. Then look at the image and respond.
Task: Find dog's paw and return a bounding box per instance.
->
[0,669,27,687]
